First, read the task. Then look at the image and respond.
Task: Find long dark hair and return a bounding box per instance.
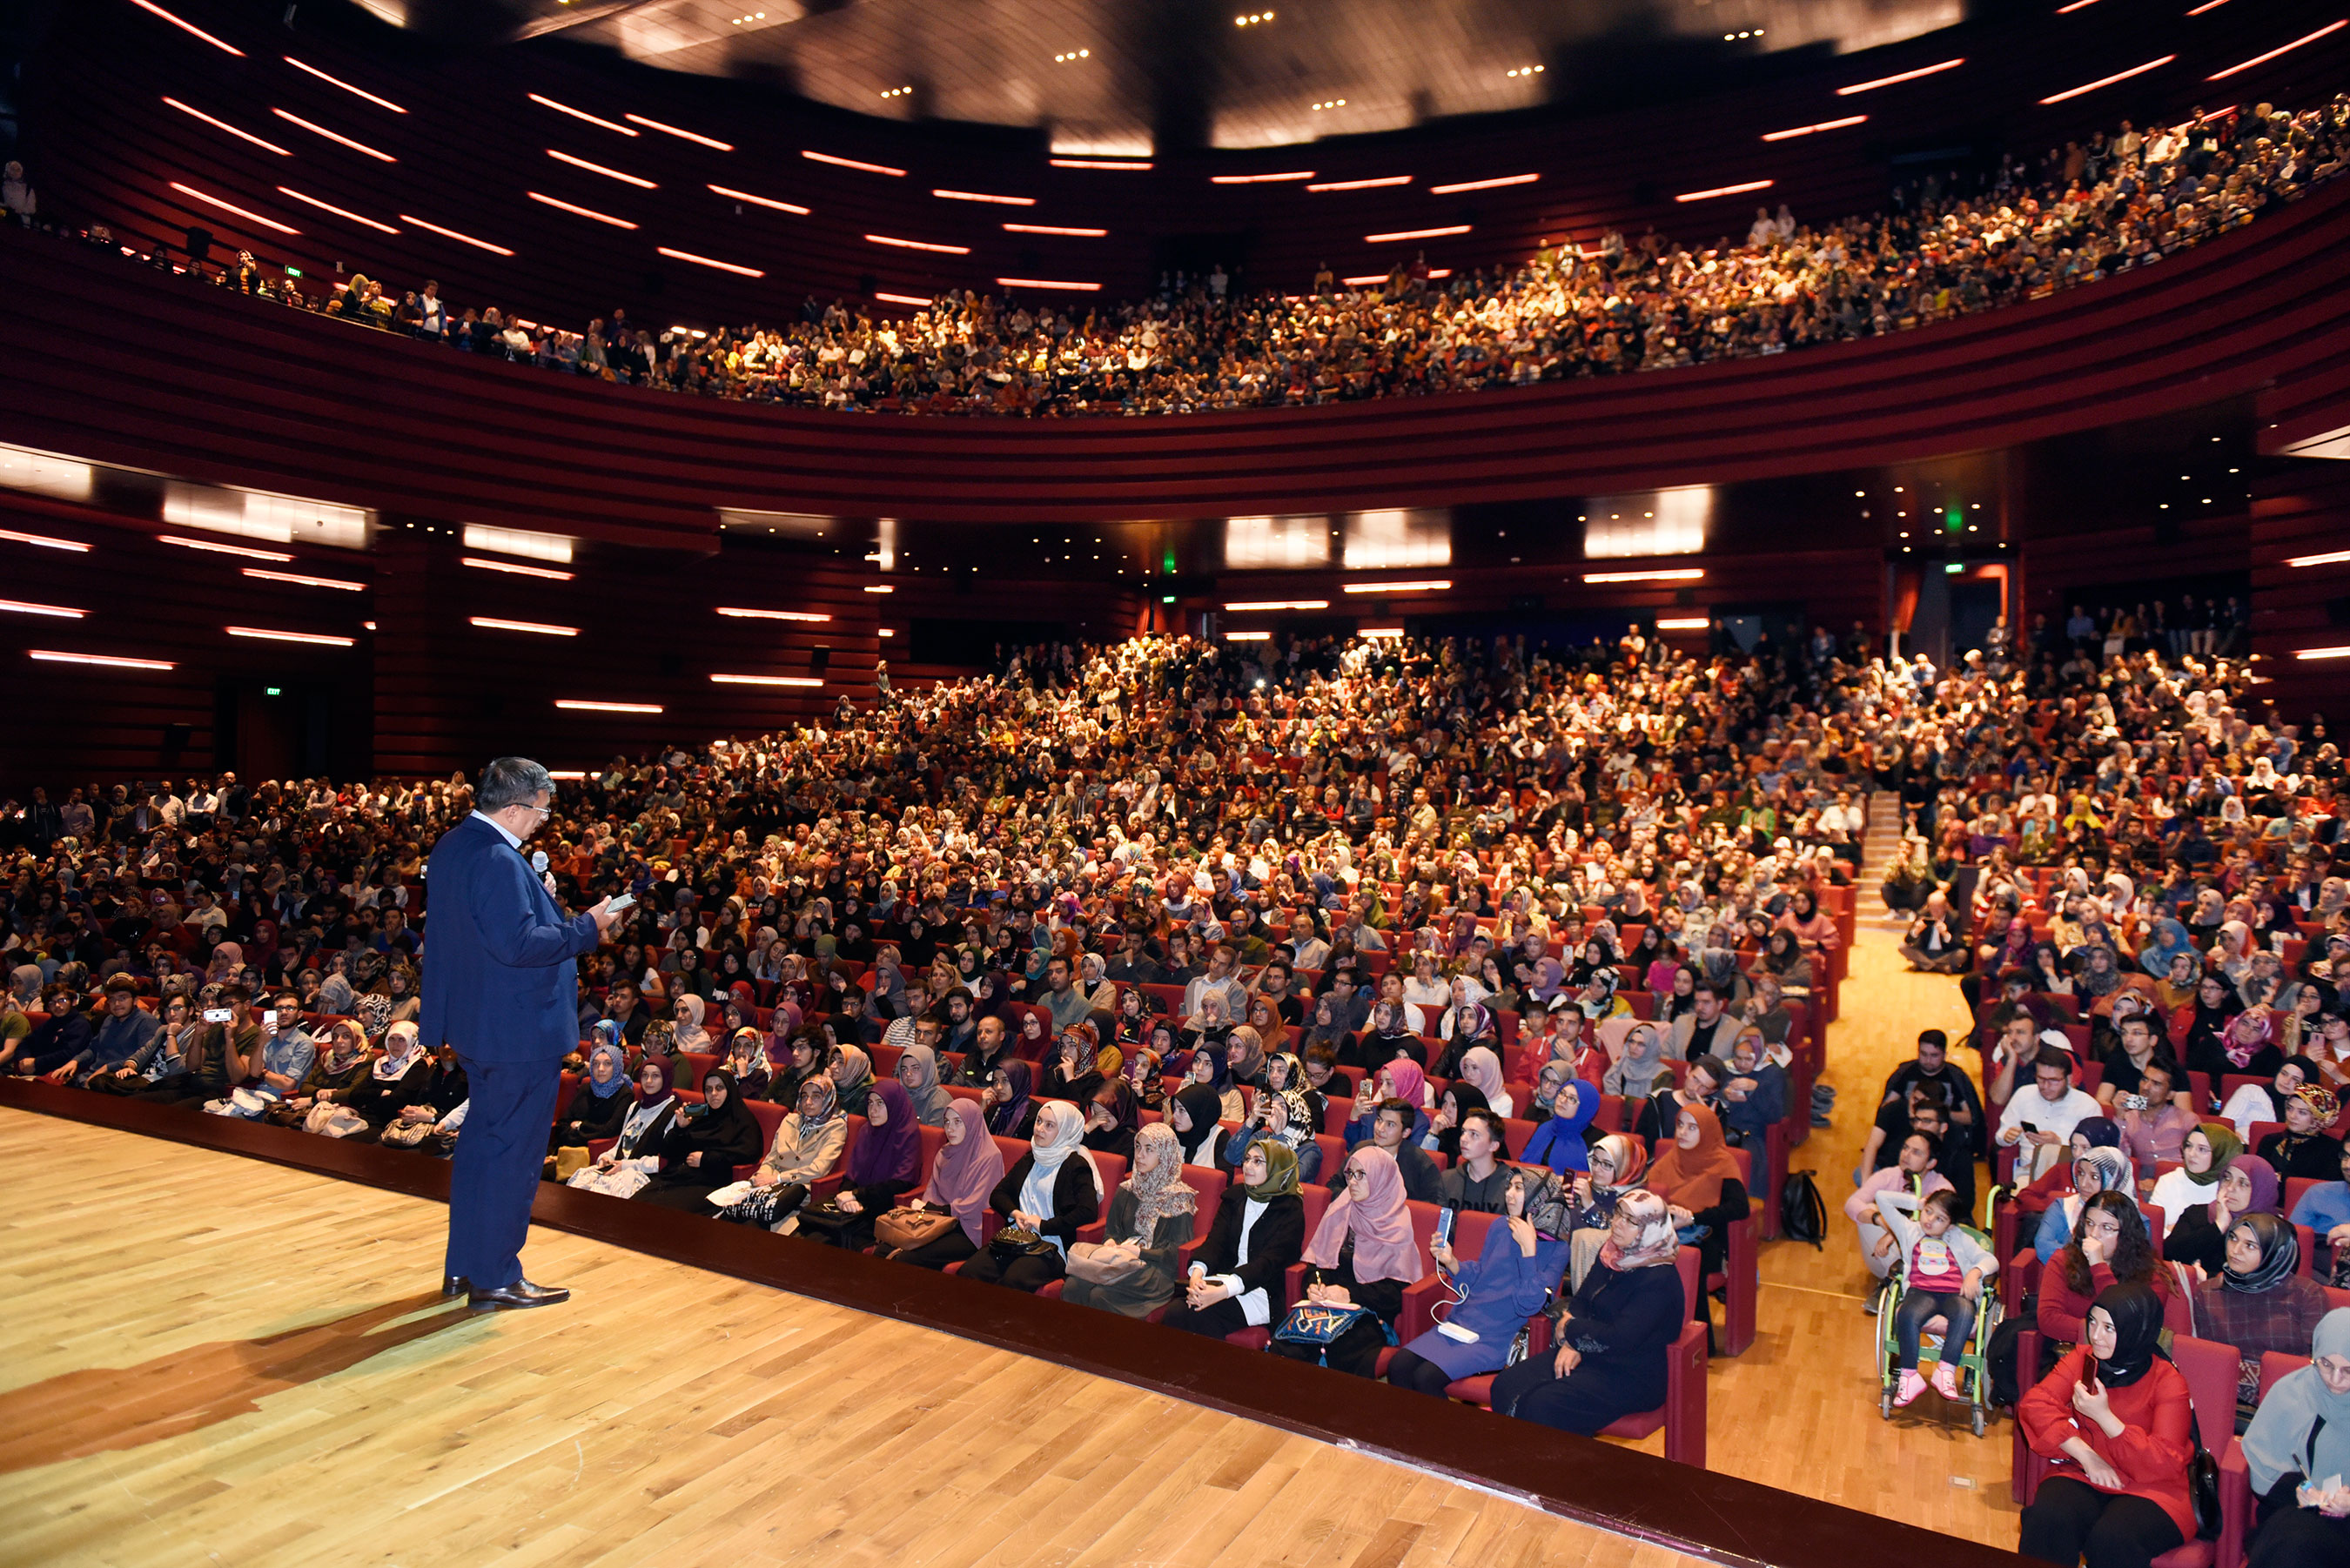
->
[2058,1190,2159,1297]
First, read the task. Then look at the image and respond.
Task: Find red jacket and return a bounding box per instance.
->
[2035,1261,2186,1345]
[2018,1345,2196,1541]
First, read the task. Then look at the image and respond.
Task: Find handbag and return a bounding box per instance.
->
[1272,1300,1372,1347]
[1064,1241,1146,1284]
[876,1208,961,1253]
[2162,1350,2222,1541]
[990,1224,1057,1259]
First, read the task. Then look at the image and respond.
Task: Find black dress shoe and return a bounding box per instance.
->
[467,1279,571,1310]
[443,1275,470,1298]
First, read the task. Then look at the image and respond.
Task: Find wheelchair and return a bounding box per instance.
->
[1872,1227,2002,1437]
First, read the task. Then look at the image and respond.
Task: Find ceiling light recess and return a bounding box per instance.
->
[1225,599,1329,611]
[1582,567,1706,583]
[1341,579,1450,593]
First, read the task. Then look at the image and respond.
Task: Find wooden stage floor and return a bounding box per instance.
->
[0,923,2018,1566]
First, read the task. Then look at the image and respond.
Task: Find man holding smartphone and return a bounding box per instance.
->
[421,758,621,1310]
[138,985,260,1105]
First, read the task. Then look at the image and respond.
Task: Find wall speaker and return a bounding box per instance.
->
[810,645,831,674]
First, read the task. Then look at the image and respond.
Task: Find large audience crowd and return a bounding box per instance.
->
[18,96,2349,417]
[4,623,2347,1566]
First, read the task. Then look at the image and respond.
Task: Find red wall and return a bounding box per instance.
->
[2251,465,2350,725]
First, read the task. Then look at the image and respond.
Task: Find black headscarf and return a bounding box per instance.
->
[2223,1210,2302,1294]
[1171,1082,1225,1163]
[2089,1281,2167,1387]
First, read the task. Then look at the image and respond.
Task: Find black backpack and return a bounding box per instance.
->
[1779,1169,1828,1248]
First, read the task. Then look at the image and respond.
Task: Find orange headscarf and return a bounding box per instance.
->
[1647,1102,1742,1211]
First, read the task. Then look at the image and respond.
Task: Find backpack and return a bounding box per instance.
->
[1779,1169,1828,1248]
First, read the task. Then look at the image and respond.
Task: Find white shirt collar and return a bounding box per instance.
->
[470,809,524,850]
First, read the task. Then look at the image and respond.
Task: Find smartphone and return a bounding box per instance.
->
[605,893,635,914]
[204,1008,232,1023]
[1434,1206,1456,1251]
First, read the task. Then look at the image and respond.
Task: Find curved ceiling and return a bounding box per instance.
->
[395,0,1961,152]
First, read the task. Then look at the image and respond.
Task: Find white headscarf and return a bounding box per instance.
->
[1017,1101,1102,1252]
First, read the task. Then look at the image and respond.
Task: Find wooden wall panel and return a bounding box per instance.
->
[2251,464,2350,725]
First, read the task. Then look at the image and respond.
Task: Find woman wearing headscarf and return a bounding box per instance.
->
[1522,1075,1604,1174]
[1168,1081,1229,1169]
[961,1100,1103,1293]
[2139,917,2199,980]
[641,1068,767,1212]
[1648,1103,1748,1322]
[1074,951,1119,1015]
[802,1078,923,1248]
[2240,1309,2350,1566]
[1063,1122,1199,1318]
[550,1038,634,1152]
[1348,999,1425,1070]
[668,992,713,1055]
[1165,1140,1306,1341]
[984,1059,1037,1139]
[1342,1060,1432,1148]
[569,1058,682,1198]
[2257,1082,2345,1181]
[1270,1144,1420,1377]
[894,1042,956,1129]
[2149,1122,2240,1237]
[1489,1189,1685,1432]
[2031,1136,2136,1262]
[1123,1042,1167,1115]
[886,1099,1007,1270]
[2199,1210,2333,1421]
[1451,1042,1514,1119]
[334,1020,432,1136]
[729,1071,847,1225]
[2223,1054,2320,1145]
[2018,1283,2198,1568]
[2181,974,2258,1082]
[828,1042,876,1116]
[1600,1019,1670,1102]
[1080,1077,1141,1160]
[720,1025,772,1099]
[1388,1165,1568,1396]
[1577,966,1630,1024]
[1244,995,1292,1062]
[272,1016,373,1125]
[2167,1151,2282,1277]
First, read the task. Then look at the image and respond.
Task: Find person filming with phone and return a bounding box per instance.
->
[2016,1282,2198,1568]
[421,757,622,1310]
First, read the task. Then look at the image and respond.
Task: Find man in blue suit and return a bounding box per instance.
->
[420,757,619,1310]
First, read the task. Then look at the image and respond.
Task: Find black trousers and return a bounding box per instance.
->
[1385,1347,1455,1396]
[2250,1497,2350,1568]
[1161,1297,1252,1338]
[958,1246,1065,1292]
[2018,1477,2185,1568]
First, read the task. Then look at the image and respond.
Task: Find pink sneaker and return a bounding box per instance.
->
[1893,1369,1928,1408]
[1931,1363,1963,1402]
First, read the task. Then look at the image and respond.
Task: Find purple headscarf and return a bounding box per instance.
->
[849,1078,922,1185]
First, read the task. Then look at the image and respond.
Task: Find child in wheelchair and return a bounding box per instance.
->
[1874,1186,1999,1409]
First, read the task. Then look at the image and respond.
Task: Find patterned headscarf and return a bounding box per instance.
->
[1124,1122,1198,1234]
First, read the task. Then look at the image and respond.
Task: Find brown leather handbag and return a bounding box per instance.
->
[875,1207,961,1252]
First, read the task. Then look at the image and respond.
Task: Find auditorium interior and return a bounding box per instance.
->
[2,0,2349,1563]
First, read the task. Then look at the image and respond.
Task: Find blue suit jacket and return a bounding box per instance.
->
[418,814,599,1064]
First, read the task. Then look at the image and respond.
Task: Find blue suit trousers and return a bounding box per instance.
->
[444,1053,563,1289]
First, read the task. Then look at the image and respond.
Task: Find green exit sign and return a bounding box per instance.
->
[265,686,283,696]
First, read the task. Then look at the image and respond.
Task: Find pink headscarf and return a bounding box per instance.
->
[1305,1144,1421,1283]
[1380,1058,1427,1110]
[1458,1045,1506,1105]
[921,1100,1006,1246]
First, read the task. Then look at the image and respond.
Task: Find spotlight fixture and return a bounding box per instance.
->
[1505,65,1545,77]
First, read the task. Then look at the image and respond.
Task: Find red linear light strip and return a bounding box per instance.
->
[655,245,764,277]
[528,191,638,229]
[866,233,970,253]
[272,108,394,161]
[802,150,907,176]
[626,111,733,151]
[1004,222,1106,236]
[461,555,573,580]
[244,567,366,591]
[1761,113,1868,141]
[995,277,1102,291]
[528,93,637,135]
[1050,157,1152,171]
[0,598,87,618]
[933,188,1037,205]
[2055,0,2099,13]
[127,0,243,55]
[547,148,655,188]
[159,534,292,560]
[168,182,300,235]
[2186,0,2231,12]
[1426,173,1539,194]
[162,97,290,154]
[284,56,406,112]
[2038,53,2174,103]
[1674,178,1773,202]
[1364,224,1470,242]
[1210,171,1314,184]
[0,527,91,552]
[399,214,514,255]
[275,186,399,233]
[1306,175,1413,191]
[31,648,176,670]
[1836,57,1964,95]
[227,625,356,647]
[708,184,809,215]
[874,291,931,305]
[2207,19,2347,78]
